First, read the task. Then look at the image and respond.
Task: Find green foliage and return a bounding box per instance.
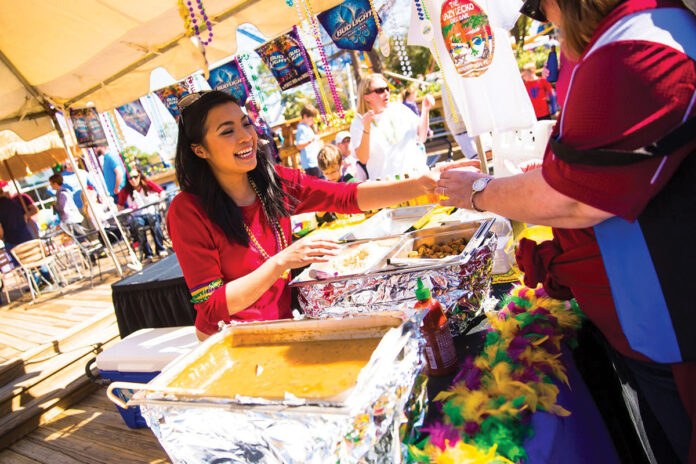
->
[515,47,552,72]
[120,146,165,176]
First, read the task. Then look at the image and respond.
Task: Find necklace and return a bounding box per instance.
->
[371,109,399,145]
[244,178,290,279]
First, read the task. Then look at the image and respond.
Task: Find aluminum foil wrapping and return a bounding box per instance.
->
[296,233,495,336]
[137,321,427,464]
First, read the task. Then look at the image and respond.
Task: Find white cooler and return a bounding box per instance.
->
[96,326,198,428]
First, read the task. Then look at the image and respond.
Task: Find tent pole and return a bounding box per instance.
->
[81,147,141,270]
[49,112,125,277]
[475,136,489,175]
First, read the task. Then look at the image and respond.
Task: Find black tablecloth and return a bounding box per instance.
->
[111,254,196,338]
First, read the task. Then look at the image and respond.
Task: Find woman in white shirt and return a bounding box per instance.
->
[350,74,434,179]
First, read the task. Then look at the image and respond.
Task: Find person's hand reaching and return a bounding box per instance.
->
[273,236,341,271]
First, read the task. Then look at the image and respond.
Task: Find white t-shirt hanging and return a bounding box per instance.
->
[350,102,428,179]
[408,0,536,136]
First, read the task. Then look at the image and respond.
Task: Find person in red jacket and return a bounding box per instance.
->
[166,90,454,341]
[522,62,556,120]
[436,0,696,462]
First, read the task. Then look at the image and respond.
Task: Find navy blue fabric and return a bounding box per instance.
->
[0,197,33,245]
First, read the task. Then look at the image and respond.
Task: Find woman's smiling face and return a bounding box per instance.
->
[193,102,258,176]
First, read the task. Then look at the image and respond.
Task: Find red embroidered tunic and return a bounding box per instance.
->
[167,166,361,335]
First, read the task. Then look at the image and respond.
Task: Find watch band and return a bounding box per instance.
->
[470,177,492,212]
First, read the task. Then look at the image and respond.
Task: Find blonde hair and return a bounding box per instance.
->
[317,144,343,171]
[522,63,537,73]
[556,0,623,56]
[357,74,388,114]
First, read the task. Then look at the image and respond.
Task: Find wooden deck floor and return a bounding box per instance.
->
[0,255,172,463]
[1,388,170,464]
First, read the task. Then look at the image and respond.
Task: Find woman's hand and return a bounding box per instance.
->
[435,165,488,209]
[273,236,341,271]
[422,94,435,111]
[360,110,375,127]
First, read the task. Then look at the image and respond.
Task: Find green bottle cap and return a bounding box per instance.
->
[415,277,431,300]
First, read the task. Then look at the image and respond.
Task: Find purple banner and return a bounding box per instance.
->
[256,29,311,91]
[69,107,107,148]
[116,99,152,136]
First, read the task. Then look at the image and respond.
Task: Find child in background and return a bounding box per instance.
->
[294,104,323,178]
[317,145,359,183]
[521,63,557,120]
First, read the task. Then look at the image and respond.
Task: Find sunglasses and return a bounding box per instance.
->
[368,87,389,95]
[177,90,212,124]
[520,0,547,22]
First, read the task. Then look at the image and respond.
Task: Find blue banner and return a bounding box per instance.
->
[116,99,152,136]
[207,60,249,106]
[69,107,107,148]
[153,82,190,121]
[317,0,379,51]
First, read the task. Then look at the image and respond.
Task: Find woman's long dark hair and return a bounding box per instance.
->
[175,91,296,246]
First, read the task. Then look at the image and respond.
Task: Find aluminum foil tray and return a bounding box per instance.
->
[338,204,434,241]
[110,316,427,464]
[291,220,496,335]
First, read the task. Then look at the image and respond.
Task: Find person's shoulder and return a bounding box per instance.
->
[168,192,206,219]
[274,164,301,183]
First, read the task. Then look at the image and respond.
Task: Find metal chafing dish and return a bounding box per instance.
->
[337,204,435,241]
[106,315,427,464]
[290,219,496,334]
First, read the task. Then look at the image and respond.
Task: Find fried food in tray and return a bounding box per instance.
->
[407,237,467,259]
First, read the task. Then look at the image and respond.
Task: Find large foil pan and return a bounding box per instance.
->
[107,315,427,464]
[290,220,496,334]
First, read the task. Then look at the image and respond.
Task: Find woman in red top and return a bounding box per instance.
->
[437,0,696,462]
[167,91,447,341]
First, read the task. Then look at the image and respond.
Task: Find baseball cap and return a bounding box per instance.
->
[334,131,351,145]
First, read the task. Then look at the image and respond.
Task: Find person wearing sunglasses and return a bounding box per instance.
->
[118,165,168,262]
[167,90,450,342]
[436,1,696,462]
[350,73,435,180]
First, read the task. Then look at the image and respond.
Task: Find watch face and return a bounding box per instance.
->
[473,177,489,192]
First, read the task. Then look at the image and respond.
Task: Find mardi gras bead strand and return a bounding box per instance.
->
[299,0,346,120]
[295,1,333,122]
[237,55,268,116]
[367,0,383,35]
[394,37,413,77]
[177,0,194,36]
[189,0,214,46]
[293,26,327,118]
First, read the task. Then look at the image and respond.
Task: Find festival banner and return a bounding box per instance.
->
[317,0,380,51]
[116,99,152,136]
[153,82,190,120]
[69,107,108,148]
[255,29,310,91]
[207,60,249,106]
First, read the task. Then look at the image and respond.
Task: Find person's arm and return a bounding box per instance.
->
[114,168,124,195]
[417,95,435,143]
[0,223,4,241]
[295,124,319,151]
[354,112,374,165]
[436,168,613,228]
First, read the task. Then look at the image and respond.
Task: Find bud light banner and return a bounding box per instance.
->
[207,60,249,105]
[255,29,310,91]
[153,82,190,121]
[116,99,152,136]
[69,107,108,148]
[317,0,379,51]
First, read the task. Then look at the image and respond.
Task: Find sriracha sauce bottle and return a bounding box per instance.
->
[414,278,458,376]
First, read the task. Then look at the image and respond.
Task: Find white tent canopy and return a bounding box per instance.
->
[0,0,342,140]
[0,130,68,181]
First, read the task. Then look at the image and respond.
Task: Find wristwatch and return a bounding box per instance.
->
[470,177,493,212]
